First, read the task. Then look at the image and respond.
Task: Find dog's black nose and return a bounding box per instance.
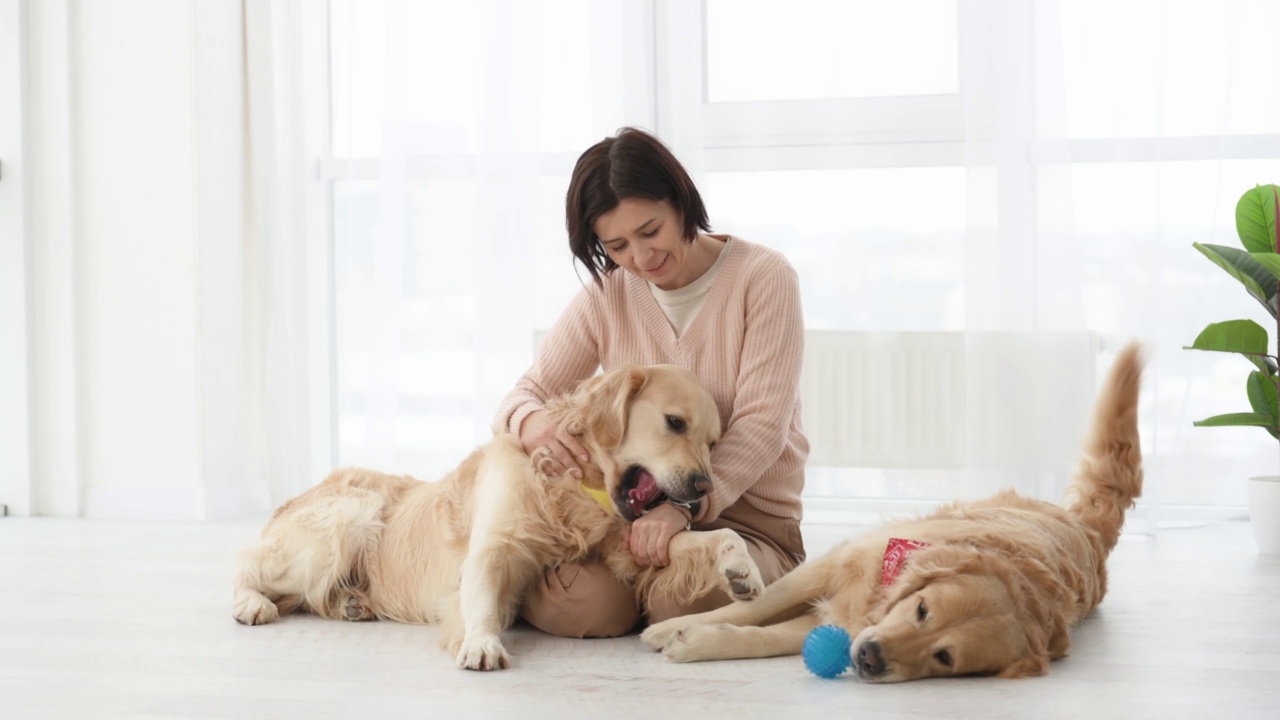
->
[856,640,886,676]
[691,473,713,496]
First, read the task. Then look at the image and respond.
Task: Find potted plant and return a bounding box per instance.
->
[1186,183,1280,553]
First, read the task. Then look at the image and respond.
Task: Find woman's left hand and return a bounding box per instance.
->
[625,503,689,568]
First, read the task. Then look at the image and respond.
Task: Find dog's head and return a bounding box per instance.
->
[562,364,721,522]
[850,544,1071,683]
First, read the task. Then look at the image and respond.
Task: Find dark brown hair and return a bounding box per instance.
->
[566,127,710,284]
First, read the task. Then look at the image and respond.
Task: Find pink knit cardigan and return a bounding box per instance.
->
[494,236,808,523]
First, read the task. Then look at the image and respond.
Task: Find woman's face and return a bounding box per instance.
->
[594,198,696,291]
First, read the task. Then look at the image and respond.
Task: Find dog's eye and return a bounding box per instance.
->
[933,649,953,667]
[665,415,686,434]
[916,599,927,622]
[709,441,717,451]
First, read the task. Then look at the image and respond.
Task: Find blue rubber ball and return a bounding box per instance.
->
[802,624,853,679]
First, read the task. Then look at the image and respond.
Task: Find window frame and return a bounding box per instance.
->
[657,0,1280,174]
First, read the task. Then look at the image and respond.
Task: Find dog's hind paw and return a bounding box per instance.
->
[456,634,510,671]
[717,533,764,601]
[233,592,279,626]
[341,593,375,621]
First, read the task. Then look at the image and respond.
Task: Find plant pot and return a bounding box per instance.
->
[1248,475,1280,554]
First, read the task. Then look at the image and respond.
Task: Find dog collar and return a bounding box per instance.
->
[579,482,615,514]
[881,538,930,587]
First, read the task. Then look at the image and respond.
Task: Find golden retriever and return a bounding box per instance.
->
[232,364,765,670]
[642,342,1144,682]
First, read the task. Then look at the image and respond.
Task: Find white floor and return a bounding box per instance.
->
[2,516,1278,720]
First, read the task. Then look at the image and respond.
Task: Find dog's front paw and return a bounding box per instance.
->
[641,616,697,651]
[660,623,730,663]
[717,534,764,601]
[456,634,510,671]
[233,592,279,625]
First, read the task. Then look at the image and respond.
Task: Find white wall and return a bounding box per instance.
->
[0,0,33,516]
[73,0,203,516]
[191,0,261,517]
[25,0,79,516]
[17,0,266,519]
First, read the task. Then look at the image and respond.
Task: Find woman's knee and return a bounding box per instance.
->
[520,562,640,638]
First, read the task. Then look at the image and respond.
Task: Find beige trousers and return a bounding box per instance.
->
[519,500,805,638]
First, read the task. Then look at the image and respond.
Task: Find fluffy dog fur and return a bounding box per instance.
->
[233,364,764,670]
[642,342,1145,682]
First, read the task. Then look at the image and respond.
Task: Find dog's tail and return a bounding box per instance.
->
[1062,341,1144,554]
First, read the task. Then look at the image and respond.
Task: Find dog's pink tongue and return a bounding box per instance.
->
[628,470,661,515]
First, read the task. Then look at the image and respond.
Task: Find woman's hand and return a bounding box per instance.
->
[519,409,588,480]
[625,503,689,567]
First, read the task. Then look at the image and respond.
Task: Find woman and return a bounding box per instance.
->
[494,127,808,637]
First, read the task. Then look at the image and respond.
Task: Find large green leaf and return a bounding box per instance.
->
[1248,370,1280,426]
[1245,352,1279,377]
[1185,319,1268,355]
[1236,184,1280,253]
[1194,243,1278,318]
[1248,252,1280,283]
[1193,412,1274,427]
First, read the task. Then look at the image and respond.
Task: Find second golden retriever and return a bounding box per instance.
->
[232,364,764,670]
[642,342,1145,682]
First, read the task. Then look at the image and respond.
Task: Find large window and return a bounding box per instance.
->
[324,0,1280,510]
[704,0,959,103]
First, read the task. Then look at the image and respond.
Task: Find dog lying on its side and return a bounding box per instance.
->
[642,342,1145,682]
[232,364,764,670]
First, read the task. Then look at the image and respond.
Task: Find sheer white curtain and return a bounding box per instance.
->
[245,0,339,503]
[321,0,654,483]
[273,0,1280,516]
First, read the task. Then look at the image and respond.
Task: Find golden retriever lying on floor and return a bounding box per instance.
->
[232,364,764,670]
[642,342,1144,682]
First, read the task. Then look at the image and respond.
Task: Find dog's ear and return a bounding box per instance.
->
[982,549,1067,676]
[997,648,1050,679]
[571,365,647,448]
[926,532,1076,661]
[1045,614,1072,659]
[998,550,1074,661]
[997,611,1051,678]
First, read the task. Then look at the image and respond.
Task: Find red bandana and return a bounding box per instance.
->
[881,538,930,587]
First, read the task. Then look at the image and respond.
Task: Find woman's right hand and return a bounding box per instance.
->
[519,410,589,480]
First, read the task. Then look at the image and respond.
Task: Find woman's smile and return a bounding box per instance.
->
[644,255,670,276]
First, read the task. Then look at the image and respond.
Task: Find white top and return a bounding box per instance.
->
[648,236,734,338]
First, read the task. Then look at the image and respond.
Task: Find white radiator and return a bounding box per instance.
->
[534,329,1101,473]
[801,331,1101,472]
